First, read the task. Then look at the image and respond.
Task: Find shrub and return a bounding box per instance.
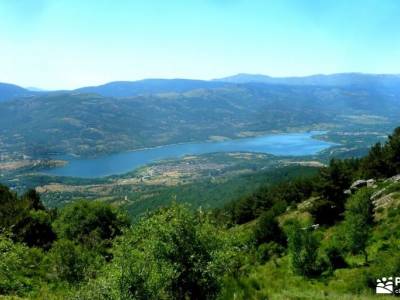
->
[253,210,285,246]
[0,235,43,295]
[343,189,373,263]
[82,204,242,300]
[285,220,322,277]
[47,239,104,284]
[53,200,129,255]
[256,242,284,263]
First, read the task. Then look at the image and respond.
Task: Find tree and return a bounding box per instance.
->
[107,204,240,300]
[0,234,43,295]
[232,197,256,224]
[286,220,321,277]
[0,185,55,249]
[253,210,285,246]
[316,159,356,219]
[0,184,22,229]
[53,200,129,255]
[360,142,390,178]
[386,127,400,175]
[343,188,373,263]
[309,198,337,225]
[360,126,400,178]
[47,239,104,284]
[22,189,45,211]
[13,209,56,250]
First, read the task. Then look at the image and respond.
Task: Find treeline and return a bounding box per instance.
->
[0,184,248,299]
[217,127,400,298]
[219,127,400,227]
[0,187,130,297]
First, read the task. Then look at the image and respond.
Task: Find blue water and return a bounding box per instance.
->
[42,131,334,178]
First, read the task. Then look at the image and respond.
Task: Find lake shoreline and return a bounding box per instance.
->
[39,131,335,178]
[59,130,331,161]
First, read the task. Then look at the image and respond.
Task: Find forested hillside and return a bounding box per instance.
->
[1,127,400,299]
[0,83,35,102]
[216,73,400,89]
[1,80,399,159]
[74,79,230,97]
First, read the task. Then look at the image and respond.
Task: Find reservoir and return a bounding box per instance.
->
[42,131,334,178]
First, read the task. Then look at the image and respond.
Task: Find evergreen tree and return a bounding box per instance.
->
[343,188,373,263]
[286,220,321,277]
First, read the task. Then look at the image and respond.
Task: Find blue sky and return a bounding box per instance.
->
[0,0,399,89]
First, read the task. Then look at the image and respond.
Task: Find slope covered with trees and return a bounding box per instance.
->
[0,83,35,102]
[1,82,399,159]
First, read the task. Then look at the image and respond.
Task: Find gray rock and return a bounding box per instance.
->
[388,174,400,183]
[344,189,352,195]
[371,188,387,201]
[349,179,376,192]
[350,179,368,191]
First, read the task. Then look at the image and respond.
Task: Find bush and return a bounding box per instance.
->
[285,220,322,277]
[309,198,338,226]
[0,235,43,295]
[367,251,400,287]
[328,267,370,294]
[343,189,373,263]
[0,186,56,250]
[53,200,129,255]
[323,245,348,272]
[256,242,284,262]
[82,204,242,300]
[253,210,285,246]
[316,159,356,217]
[47,239,104,284]
[13,209,56,250]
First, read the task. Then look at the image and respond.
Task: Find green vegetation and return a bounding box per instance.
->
[1,152,320,220]
[342,189,373,263]
[0,82,398,160]
[1,127,400,299]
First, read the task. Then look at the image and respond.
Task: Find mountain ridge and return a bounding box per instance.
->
[0,82,37,102]
[2,73,400,101]
[0,82,399,159]
[214,72,400,87]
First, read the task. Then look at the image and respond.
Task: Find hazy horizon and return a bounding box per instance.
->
[1,0,400,89]
[0,71,394,92]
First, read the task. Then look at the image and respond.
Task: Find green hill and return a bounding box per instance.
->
[0,82,399,159]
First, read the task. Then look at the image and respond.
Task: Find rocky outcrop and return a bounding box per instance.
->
[387,174,400,183]
[347,179,376,194]
[372,192,397,210]
[371,188,387,201]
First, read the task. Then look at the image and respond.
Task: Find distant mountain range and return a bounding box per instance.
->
[214,73,400,88]
[25,87,48,92]
[0,82,38,102]
[1,73,400,102]
[74,79,230,97]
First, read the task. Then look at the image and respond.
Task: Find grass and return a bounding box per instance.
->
[220,256,393,300]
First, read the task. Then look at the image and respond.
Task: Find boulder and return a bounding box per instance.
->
[344,189,352,195]
[350,179,368,191]
[387,174,400,183]
[349,179,376,192]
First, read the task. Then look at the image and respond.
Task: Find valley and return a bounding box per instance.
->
[1,75,399,161]
[0,74,397,220]
[1,151,321,219]
[2,1,400,298]
[0,74,398,298]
